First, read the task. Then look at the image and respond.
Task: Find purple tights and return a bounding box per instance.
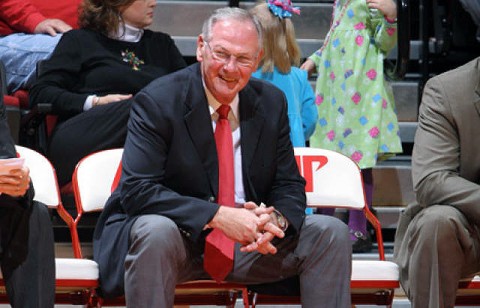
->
[317,168,373,240]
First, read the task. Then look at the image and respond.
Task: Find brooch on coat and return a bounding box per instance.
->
[121,49,144,71]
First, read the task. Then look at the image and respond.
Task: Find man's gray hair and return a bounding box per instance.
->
[202,7,263,48]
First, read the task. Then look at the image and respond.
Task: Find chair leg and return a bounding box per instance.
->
[87,290,102,308]
[242,288,250,308]
[250,292,257,308]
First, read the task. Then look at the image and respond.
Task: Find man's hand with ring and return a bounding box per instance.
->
[240,202,285,254]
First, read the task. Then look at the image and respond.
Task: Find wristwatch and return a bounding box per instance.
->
[272,209,288,232]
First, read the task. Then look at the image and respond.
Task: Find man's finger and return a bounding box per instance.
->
[243,202,257,210]
[257,241,277,255]
[254,207,274,217]
[263,222,285,239]
[239,241,258,253]
[256,230,275,245]
[257,213,272,225]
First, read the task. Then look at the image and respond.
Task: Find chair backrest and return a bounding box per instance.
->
[15,145,60,207]
[74,147,364,212]
[294,147,367,210]
[72,148,123,213]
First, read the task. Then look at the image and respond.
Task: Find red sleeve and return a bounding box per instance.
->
[0,0,46,35]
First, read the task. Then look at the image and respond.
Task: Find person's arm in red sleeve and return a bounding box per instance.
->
[0,0,46,35]
[0,0,72,36]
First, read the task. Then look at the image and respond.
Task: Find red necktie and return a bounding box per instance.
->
[204,104,235,282]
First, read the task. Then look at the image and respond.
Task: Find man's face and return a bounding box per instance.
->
[196,18,262,105]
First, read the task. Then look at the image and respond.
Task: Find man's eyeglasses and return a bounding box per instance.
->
[204,41,257,69]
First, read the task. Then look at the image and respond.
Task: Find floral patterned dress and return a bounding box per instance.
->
[308,0,402,169]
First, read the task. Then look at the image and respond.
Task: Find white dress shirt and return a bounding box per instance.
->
[204,86,246,206]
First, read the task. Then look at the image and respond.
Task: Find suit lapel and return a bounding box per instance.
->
[239,84,265,199]
[184,64,218,195]
[183,69,267,198]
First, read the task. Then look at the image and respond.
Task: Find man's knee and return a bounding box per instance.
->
[31,202,53,230]
[306,214,350,246]
[35,202,50,219]
[130,215,182,251]
[415,205,465,240]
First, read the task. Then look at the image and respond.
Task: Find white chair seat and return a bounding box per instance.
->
[352,260,399,281]
[0,258,98,281]
[459,274,480,284]
[55,258,99,280]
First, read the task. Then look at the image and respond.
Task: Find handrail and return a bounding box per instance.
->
[385,0,410,80]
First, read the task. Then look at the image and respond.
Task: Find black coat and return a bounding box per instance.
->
[0,98,34,279]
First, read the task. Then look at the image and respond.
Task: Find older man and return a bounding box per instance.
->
[93,7,351,307]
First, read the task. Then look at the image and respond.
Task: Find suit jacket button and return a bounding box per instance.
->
[208,196,215,202]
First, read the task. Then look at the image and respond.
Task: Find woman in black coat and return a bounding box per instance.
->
[30,0,187,185]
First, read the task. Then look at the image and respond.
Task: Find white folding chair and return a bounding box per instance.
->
[250,147,400,307]
[294,147,480,306]
[71,148,249,307]
[0,146,99,306]
[298,147,400,306]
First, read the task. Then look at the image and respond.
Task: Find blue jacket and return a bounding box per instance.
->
[252,66,317,146]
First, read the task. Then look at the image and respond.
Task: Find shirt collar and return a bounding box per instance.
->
[111,22,144,42]
[203,81,239,124]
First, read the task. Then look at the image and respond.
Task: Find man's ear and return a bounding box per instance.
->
[196,35,205,62]
[253,48,264,70]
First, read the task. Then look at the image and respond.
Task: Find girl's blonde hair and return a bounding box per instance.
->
[249,3,301,74]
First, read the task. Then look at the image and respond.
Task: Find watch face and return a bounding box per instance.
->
[276,212,287,230]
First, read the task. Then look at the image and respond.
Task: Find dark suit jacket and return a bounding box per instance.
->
[0,96,35,277]
[93,63,307,297]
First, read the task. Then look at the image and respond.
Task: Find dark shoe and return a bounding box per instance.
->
[351,230,372,253]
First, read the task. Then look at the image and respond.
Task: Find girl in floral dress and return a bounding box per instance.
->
[301,0,402,252]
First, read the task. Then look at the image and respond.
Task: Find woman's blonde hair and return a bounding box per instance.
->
[79,0,137,37]
[249,3,301,74]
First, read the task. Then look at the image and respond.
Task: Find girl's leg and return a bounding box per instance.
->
[316,208,335,216]
[348,168,373,252]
